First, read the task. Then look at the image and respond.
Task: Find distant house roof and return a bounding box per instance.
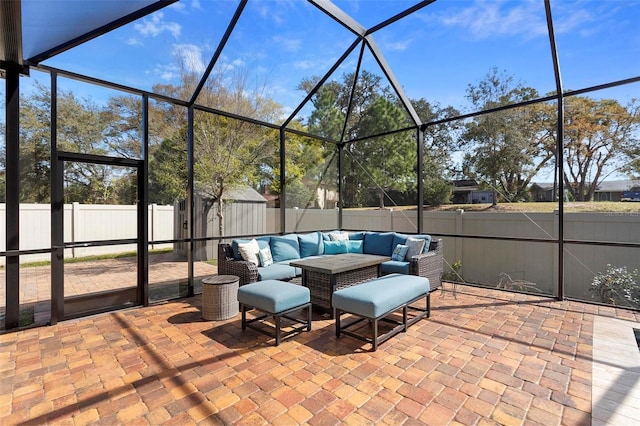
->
[595,179,640,192]
[530,179,640,192]
[530,183,554,191]
[195,184,267,203]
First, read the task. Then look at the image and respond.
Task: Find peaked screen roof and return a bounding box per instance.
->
[21,0,175,63]
[4,0,640,143]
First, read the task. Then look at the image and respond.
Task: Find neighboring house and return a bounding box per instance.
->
[530,179,640,202]
[451,180,495,204]
[593,179,640,201]
[530,183,555,202]
[316,185,339,209]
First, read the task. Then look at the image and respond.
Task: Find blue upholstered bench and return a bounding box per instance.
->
[237,280,312,346]
[332,273,430,351]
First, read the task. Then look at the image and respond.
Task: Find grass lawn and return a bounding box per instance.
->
[365,202,640,213]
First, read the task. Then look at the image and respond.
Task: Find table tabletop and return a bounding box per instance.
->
[289,253,389,275]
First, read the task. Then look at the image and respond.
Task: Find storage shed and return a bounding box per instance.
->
[174,186,267,260]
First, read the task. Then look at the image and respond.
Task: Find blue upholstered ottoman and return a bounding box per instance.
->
[333,274,430,351]
[237,280,312,346]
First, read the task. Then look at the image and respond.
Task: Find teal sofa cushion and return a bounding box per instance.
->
[363,232,395,256]
[257,264,297,281]
[270,234,301,262]
[238,280,310,313]
[347,240,363,253]
[298,232,324,257]
[392,233,408,247]
[381,260,410,275]
[332,274,430,318]
[349,232,366,240]
[324,240,348,254]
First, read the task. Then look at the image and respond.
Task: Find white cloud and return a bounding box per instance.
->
[293,60,317,70]
[172,44,206,74]
[151,64,179,81]
[439,0,550,40]
[126,37,143,47]
[383,38,413,52]
[273,36,302,52]
[167,2,186,12]
[134,12,181,38]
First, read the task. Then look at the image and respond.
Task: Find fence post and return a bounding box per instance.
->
[553,209,559,296]
[151,203,157,250]
[72,202,80,258]
[455,209,464,274]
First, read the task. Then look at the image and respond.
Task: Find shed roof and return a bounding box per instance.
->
[195,185,267,203]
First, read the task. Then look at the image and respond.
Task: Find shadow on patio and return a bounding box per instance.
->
[1,283,638,425]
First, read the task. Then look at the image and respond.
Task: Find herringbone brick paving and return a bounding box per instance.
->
[1,284,638,425]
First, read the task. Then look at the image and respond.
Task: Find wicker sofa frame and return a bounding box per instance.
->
[218,236,443,290]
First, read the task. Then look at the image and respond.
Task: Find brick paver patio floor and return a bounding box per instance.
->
[2,280,639,425]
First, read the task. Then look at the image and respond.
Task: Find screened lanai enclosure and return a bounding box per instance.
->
[1,0,639,330]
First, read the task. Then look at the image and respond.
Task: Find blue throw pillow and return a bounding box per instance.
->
[348,232,366,241]
[392,233,409,248]
[298,232,324,257]
[324,240,348,254]
[270,234,301,262]
[363,232,395,256]
[347,240,363,253]
[392,244,409,261]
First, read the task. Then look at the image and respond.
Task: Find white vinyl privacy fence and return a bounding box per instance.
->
[0,203,174,264]
[2,204,637,303]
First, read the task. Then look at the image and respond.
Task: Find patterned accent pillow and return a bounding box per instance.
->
[392,244,409,261]
[258,247,273,267]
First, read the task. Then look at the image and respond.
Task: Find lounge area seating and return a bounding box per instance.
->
[333,273,431,351]
[237,279,312,346]
[218,231,443,290]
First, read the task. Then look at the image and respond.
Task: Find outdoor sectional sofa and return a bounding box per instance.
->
[218,231,443,290]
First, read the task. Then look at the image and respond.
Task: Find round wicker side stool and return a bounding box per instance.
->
[202,275,239,320]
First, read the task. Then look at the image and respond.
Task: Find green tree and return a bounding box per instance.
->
[18,82,122,204]
[284,180,316,208]
[261,121,327,209]
[300,71,416,207]
[562,96,640,200]
[413,98,461,206]
[148,132,188,205]
[461,68,556,202]
[344,96,416,208]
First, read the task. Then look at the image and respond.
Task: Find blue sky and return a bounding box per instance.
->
[19,0,640,124]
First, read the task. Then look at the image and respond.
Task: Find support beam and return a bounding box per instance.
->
[187,107,195,297]
[139,95,150,305]
[417,128,424,234]
[50,70,64,325]
[338,144,344,230]
[280,128,286,233]
[545,0,564,301]
[4,63,19,329]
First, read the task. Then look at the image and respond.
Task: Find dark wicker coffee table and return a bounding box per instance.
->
[290,254,389,312]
